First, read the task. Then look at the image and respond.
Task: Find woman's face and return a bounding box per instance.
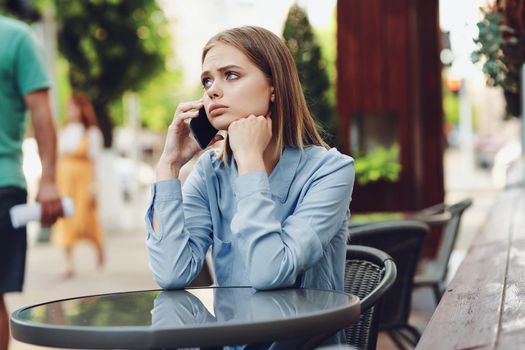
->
[201,43,273,130]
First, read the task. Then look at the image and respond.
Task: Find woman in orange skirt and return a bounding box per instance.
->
[53,93,104,279]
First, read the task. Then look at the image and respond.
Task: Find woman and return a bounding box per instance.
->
[146,26,354,291]
[54,93,104,279]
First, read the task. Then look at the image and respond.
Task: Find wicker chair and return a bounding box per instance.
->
[414,198,473,303]
[344,245,397,350]
[348,221,428,349]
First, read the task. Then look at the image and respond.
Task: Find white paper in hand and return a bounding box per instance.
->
[9,197,75,228]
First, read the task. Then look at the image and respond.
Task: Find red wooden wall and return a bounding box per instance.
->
[337,0,445,212]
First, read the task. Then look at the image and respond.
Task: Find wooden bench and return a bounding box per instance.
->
[417,161,525,349]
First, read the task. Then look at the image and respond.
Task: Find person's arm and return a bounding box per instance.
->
[24,89,63,225]
[145,154,213,289]
[231,152,355,290]
[152,99,206,235]
[151,291,215,327]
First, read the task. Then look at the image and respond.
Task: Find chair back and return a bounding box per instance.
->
[432,198,472,281]
[348,221,428,332]
[344,245,397,350]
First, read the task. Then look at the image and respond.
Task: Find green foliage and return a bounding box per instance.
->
[137,68,184,131]
[352,212,404,223]
[354,145,401,185]
[56,57,73,124]
[471,10,513,89]
[53,0,171,145]
[0,0,15,17]
[315,12,337,107]
[283,4,339,146]
[472,4,525,117]
[443,84,459,126]
[0,0,41,21]
[442,81,479,131]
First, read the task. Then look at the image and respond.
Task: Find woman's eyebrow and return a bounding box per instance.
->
[201,65,243,79]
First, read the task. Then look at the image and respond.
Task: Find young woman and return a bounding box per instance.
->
[53,93,104,279]
[146,26,354,291]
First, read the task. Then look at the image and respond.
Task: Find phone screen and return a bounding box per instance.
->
[189,107,219,149]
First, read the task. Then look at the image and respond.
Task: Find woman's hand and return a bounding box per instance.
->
[228,114,272,175]
[156,100,203,180]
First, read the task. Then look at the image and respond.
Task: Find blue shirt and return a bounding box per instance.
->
[145,146,354,290]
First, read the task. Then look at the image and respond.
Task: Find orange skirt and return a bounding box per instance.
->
[53,156,103,249]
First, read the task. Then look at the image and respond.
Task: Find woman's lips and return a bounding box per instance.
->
[208,105,228,117]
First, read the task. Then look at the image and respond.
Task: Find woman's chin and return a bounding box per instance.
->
[212,123,230,131]
[211,116,237,130]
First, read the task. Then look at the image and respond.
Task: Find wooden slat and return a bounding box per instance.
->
[360,0,383,111]
[497,190,525,349]
[416,241,508,349]
[497,239,525,349]
[412,0,445,209]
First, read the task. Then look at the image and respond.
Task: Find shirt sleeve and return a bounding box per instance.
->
[231,155,355,290]
[145,158,213,289]
[14,28,50,96]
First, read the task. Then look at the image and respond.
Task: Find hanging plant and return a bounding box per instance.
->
[472,0,525,117]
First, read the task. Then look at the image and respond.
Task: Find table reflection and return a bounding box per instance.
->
[17,291,160,327]
[152,287,349,327]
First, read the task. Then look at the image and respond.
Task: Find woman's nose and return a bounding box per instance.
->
[206,81,222,99]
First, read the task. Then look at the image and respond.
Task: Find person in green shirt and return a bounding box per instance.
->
[0,15,63,350]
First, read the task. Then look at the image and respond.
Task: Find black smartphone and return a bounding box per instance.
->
[189,107,219,149]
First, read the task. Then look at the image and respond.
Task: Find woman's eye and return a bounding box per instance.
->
[225,71,239,80]
[202,77,212,89]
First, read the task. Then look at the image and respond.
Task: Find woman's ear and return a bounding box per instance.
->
[270,87,275,103]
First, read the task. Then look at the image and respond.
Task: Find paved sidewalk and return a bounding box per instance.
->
[6,229,157,350]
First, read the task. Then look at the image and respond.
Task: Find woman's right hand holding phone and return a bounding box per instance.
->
[156,100,203,181]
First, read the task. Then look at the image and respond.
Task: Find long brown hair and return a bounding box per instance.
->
[202,26,328,159]
[68,93,99,128]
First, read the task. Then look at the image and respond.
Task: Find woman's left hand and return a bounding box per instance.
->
[228,114,272,174]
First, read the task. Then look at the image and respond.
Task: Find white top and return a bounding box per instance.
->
[59,123,103,160]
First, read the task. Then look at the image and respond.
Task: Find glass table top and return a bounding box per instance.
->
[13,286,359,330]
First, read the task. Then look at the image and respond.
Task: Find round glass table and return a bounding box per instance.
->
[11,286,360,349]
